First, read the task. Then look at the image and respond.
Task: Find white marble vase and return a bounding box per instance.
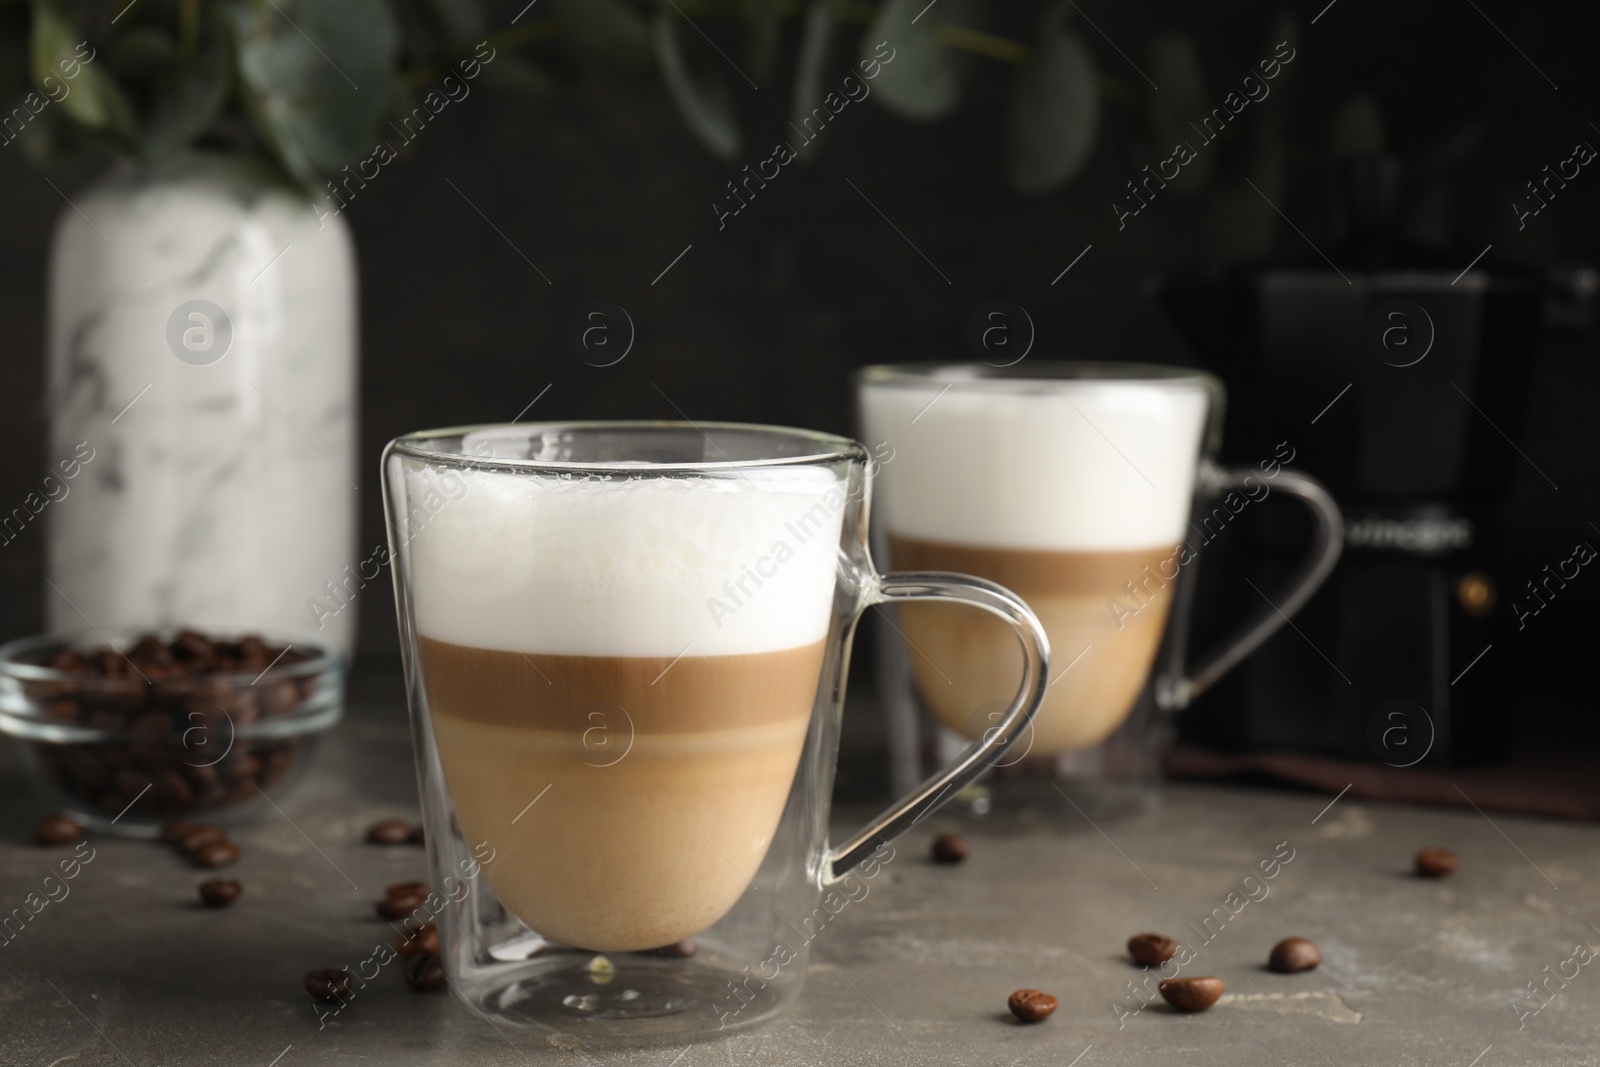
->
[45,153,359,657]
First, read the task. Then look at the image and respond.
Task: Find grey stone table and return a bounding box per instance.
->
[3,667,1597,1066]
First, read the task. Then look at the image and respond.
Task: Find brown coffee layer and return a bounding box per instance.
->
[417,636,825,734]
[887,536,1181,597]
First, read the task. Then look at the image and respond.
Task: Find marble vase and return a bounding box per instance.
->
[44,153,359,658]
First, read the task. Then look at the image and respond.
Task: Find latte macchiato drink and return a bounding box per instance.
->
[404,460,844,952]
[861,372,1209,756]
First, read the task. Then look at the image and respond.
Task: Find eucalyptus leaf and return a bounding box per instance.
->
[109,26,176,78]
[1328,93,1383,157]
[30,0,139,142]
[652,12,740,159]
[863,0,958,122]
[788,1,835,162]
[227,0,399,184]
[742,0,781,82]
[477,52,560,97]
[140,28,230,161]
[1142,34,1212,195]
[420,0,488,43]
[1005,28,1097,194]
[552,0,652,75]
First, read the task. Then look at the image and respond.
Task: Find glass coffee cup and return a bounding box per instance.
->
[380,421,1050,1044]
[856,363,1343,816]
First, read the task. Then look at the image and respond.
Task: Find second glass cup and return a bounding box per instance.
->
[857,363,1343,817]
[381,422,1050,1044]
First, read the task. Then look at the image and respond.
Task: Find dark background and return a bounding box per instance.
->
[2,1,1596,774]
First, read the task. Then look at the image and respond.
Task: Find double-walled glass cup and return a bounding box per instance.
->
[857,363,1342,816]
[381,422,1049,1044]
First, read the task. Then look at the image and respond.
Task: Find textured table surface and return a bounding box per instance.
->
[3,667,1597,1067]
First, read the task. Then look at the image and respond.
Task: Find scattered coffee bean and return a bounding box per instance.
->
[1128,932,1178,966]
[1007,989,1057,1023]
[396,923,439,957]
[1268,937,1321,973]
[931,832,969,865]
[176,824,228,854]
[304,968,353,1003]
[158,819,194,844]
[377,893,425,921]
[408,824,426,845]
[404,953,445,992]
[385,881,429,900]
[193,839,240,868]
[366,819,412,845]
[1159,976,1225,1012]
[199,878,242,908]
[33,814,81,847]
[1415,847,1459,879]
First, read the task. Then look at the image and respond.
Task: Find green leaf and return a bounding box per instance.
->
[109,26,177,78]
[552,0,652,75]
[140,28,231,161]
[1328,93,1383,157]
[227,0,400,184]
[863,0,958,122]
[30,0,139,141]
[477,52,560,97]
[419,0,488,42]
[788,0,835,162]
[652,12,740,159]
[1005,28,1098,194]
[1142,33,1213,195]
[742,0,781,81]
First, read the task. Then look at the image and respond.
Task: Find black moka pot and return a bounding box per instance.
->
[1147,155,1589,767]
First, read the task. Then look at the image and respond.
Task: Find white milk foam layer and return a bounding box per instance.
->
[403,464,845,657]
[860,377,1209,551]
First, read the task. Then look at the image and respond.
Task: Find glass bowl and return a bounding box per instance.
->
[0,629,342,836]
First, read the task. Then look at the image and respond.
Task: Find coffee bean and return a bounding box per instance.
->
[386,881,430,899]
[1007,989,1057,1022]
[931,832,969,864]
[177,824,228,853]
[1159,976,1225,1012]
[199,878,242,908]
[1128,932,1178,966]
[377,893,425,921]
[396,923,439,957]
[366,819,412,845]
[1415,847,1459,879]
[193,839,240,868]
[404,953,445,992]
[408,824,426,845]
[158,819,194,844]
[1268,937,1321,974]
[304,968,353,1003]
[33,814,81,847]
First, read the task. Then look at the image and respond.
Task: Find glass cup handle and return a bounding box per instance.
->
[1156,463,1344,711]
[824,571,1052,881]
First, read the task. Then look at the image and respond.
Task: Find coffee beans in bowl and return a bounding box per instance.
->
[1128,932,1178,966]
[1007,989,1057,1022]
[0,630,342,835]
[1159,977,1224,1012]
[1268,937,1321,973]
[1415,847,1459,879]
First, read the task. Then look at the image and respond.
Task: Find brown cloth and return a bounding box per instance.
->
[1167,745,1600,821]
